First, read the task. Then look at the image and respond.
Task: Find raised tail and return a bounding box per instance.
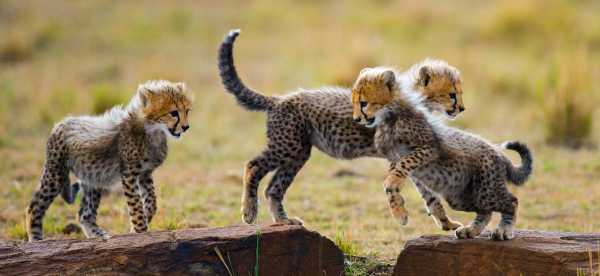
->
[218,29,275,111]
[501,141,533,186]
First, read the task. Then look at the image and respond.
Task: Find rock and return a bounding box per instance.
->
[394,230,600,276]
[0,225,344,276]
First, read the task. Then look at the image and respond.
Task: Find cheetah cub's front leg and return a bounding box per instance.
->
[428,200,462,231]
[412,179,462,231]
[383,145,439,226]
[139,171,157,225]
[121,160,148,233]
[382,173,409,225]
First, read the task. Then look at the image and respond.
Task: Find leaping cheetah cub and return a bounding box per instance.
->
[352,68,533,240]
[25,80,192,241]
[218,29,465,226]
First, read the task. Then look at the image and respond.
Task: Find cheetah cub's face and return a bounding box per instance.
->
[418,63,465,119]
[352,61,465,126]
[138,81,193,138]
[351,68,396,127]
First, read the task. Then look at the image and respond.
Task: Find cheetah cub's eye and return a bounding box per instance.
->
[170,110,179,117]
[449,93,457,99]
[359,101,368,108]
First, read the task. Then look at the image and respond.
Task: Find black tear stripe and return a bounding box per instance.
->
[173,115,180,131]
[173,101,181,130]
[360,105,369,120]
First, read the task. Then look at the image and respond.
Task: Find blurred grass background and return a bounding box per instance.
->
[1,0,600,262]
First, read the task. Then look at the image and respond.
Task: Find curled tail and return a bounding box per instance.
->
[501,141,533,186]
[218,29,275,111]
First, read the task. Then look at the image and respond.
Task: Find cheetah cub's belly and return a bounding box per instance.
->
[69,154,121,188]
[68,131,167,188]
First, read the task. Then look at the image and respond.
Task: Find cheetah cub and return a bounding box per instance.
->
[353,68,533,240]
[25,80,192,241]
[219,30,465,226]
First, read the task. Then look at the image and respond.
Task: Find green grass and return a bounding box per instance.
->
[6,222,27,241]
[335,230,363,257]
[344,254,393,276]
[1,0,600,268]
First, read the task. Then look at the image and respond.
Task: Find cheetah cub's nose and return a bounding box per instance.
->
[182,125,190,132]
[459,106,465,112]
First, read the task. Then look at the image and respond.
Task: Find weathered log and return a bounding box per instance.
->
[0,225,344,276]
[394,230,600,276]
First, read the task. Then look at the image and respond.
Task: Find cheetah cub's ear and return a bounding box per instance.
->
[138,85,158,108]
[382,69,396,92]
[419,65,432,87]
[175,82,186,93]
[357,67,396,93]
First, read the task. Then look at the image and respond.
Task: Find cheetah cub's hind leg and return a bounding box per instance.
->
[455,212,491,239]
[491,193,519,241]
[26,135,69,241]
[265,160,308,226]
[78,185,110,239]
[382,172,409,225]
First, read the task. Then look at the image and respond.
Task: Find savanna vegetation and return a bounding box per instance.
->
[1,1,600,274]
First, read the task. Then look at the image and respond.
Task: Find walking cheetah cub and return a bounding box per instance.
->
[218,29,464,226]
[353,68,533,240]
[25,80,192,241]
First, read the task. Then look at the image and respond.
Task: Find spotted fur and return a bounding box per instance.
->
[350,63,467,225]
[25,80,192,241]
[356,68,533,240]
[218,30,464,225]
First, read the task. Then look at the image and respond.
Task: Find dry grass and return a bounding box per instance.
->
[537,47,596,148]
[1,1,600,268]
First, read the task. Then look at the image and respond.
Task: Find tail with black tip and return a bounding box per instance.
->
[502,141,533,186]
[218,29,275,111]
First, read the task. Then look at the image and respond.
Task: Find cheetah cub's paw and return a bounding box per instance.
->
[455,225,481,239]
[83,227,111,240]
[441,220,463,231]
[491,225,514,241]
[275,217,304,226]
[98,232,111,240]
[241,199,258,224]
[389,205,409,226]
